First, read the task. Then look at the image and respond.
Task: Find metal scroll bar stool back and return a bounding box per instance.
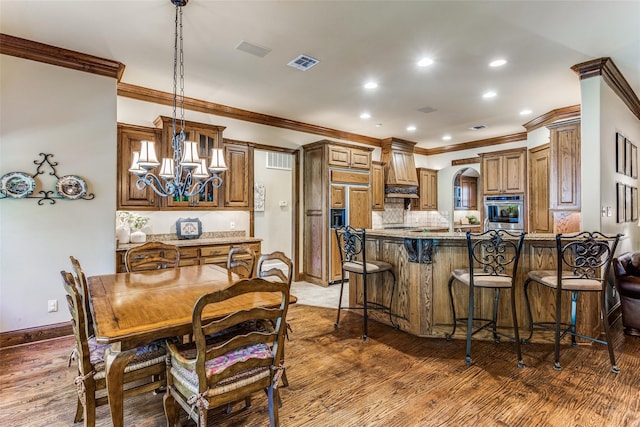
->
[523,231,622,373]
[334,225,397,341]
[446,229,526,367]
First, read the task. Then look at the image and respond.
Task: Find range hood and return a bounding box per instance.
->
[381,138,419,198]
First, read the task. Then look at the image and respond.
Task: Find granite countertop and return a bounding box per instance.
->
[367,229,557,241]
[116,232,262,251]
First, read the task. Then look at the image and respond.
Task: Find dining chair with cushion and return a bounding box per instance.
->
[124,241,180,272]
[61,270,167,427]
[163,277,291,427]
[334,225,397,341]
[522,231,622,373]
[227,245,256,278]
[257,251,293,388]
[69,256,94,338]
[445,229,526,367]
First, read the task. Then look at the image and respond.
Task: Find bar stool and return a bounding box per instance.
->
[523,231,622,373]
[445,229,526,367]
[334,225,397,341]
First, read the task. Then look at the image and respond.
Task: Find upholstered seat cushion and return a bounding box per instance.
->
[88,337,166,379]
[451,268,513,288]
[532,275,603,291]
[343,260,393,274]
[169,343,272,397]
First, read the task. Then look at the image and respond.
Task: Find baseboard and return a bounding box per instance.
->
[0,322,72,349]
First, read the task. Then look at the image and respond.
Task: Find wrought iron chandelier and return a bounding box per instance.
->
[128,0,226,199]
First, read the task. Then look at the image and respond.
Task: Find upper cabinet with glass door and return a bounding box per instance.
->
[153,116,226,208]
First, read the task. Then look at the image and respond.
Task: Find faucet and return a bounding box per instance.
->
[483,217,490,232]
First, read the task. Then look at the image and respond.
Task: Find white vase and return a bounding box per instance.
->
[116,225,130,244]
[130,229,147,243]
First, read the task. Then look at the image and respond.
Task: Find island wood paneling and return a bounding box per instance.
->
[352,232,602,341]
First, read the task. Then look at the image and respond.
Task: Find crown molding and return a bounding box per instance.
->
[521,105,581,132]
[571,57,640,120]
[0,33,125,80]
[415,132,527,156]
[117,82,382,147]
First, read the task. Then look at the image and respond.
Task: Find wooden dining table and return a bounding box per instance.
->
[87,263,294,427]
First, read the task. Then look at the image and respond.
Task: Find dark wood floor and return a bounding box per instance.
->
[1,304,640,426]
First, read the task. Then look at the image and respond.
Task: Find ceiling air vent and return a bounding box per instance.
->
[417,106,437,114]
[287,54,319,71]
[469,125,487,130]
[236,41,272,58]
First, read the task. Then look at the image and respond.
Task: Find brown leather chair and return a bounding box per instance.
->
[612,252,640,337]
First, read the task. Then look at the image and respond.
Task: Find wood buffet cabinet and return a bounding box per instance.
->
[117,118,253,210]
[115,239,261,273]
[303,140,373,286]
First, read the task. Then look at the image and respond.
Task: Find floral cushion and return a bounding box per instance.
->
[170,343,273,395]
[88,337,166,373]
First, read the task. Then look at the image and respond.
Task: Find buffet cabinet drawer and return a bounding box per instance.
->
[200,245,232,257]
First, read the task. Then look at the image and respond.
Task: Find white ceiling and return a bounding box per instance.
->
[2,0,639,150]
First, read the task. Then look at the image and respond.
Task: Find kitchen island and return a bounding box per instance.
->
[349,229,602,340]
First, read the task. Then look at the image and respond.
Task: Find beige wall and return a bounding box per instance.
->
[0,56,117,332]
[581,76,640,253]
[253,150,293,258]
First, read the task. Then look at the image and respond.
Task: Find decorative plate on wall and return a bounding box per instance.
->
[0,172,36,198]
[56,175,87,200]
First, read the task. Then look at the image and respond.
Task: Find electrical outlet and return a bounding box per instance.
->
[47,299,58,313]
[230,221,236,230]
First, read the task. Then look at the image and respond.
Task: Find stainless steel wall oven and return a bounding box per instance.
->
[484,195,524,231]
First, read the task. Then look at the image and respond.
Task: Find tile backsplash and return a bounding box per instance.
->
[373,199,450,229]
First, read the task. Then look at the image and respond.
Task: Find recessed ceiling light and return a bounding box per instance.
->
[442,135,452,141]
[406,125,416,131]
[469,125,487,130]
[489,59,507,67]
[417,57,434,67]
[364,81,378,89]
[360,112,371,119]
[376,123,383,127]
[482,91,497,99]
[520,109,532,115]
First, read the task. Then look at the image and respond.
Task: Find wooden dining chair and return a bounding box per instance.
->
[334,225,398,341]
[61,270,167,427]
[227,245,256,278]
[257,251,293,388]
[522,231,622,373]
[124,241,180,272]
[163,277,291,427]
[69,256,94,337]
[445,229,526,367]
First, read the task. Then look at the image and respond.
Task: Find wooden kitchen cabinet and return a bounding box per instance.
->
[481,148,526,195]
[328,144,371,170]
[117,123,162,210]
[303,140,373,286]
[331,185,346,208]
[154,116,226,208]
[548,119,581,211]
[371,161,385,211]
[414,168,438,210]
[222,141,252,208]
[116,240,261,273]
[529,143,553,233]
[460,176,477,209]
